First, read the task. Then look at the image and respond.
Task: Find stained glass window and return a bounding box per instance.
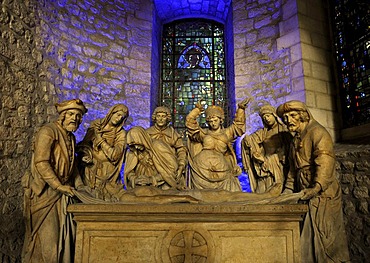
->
[161,19,227,131]
[332,0,370,127]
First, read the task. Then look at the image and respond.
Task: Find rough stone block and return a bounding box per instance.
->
[305,90,316,107]
[233,34,247,49]
[291,60,304,78]
[304,77,327,93]
[301,43,330,64]
[282,0,298,20]
[316,93,334,111]
[277,29,301,50]
[290,43,302,62]
[311,62,331,81]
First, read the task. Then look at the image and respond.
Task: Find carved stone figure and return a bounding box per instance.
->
[124,126,182,190]
[146,106,187,188]
[77,104,129,200]
[22,99,87,263]
[277,100,350,263]
[75,183,303,205]
[242,104,291,193]
[186,98,250,191]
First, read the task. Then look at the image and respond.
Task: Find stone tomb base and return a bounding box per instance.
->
[68,203,307,263]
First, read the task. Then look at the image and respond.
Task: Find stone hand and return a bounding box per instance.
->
[252,152,265,163]
[75,184,92,193]
[95,130,103,143]
[176,166,184,180]
[135,175,152,186]
[57,185,75,197]
[301,184,321,200]
[176,183,188,190]
[238,97,252,109]
[82,156,93,164]
[282,188,294,195]
[195,100,205,112]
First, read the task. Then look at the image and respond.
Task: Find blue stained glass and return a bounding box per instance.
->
[177,44,211,69]
[333,0,370,127]
[160,19,227,130]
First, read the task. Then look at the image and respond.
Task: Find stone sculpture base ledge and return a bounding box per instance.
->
[68,203,307,263]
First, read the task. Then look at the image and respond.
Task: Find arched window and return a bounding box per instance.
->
[161,19,228,131]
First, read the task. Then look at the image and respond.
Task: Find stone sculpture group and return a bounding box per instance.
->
[21,98,350,263]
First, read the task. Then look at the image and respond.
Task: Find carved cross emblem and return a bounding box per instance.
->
[168,230,208,263]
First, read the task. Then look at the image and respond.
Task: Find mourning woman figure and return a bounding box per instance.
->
[123,126,180,190]
[78,104,129,200]
[242,104,291,193]
[186,98,250,191]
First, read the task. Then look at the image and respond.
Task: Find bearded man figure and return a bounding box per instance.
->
[22,99,87,263]
[277,100,350,263]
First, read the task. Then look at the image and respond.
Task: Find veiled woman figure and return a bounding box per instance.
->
[186,98,250,192]
[241,104,291,193]
[123,126,181,190]
[78,104,129,200]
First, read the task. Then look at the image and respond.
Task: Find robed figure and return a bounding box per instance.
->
[146,106,187,188]
[22,99,87,263]
[78,104,129,200]
[277,100,350,263]
[242,104,291,193]
[186,98,250,192]
[124,126,181,190]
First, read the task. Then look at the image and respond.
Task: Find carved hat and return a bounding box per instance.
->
[258,104,276,117]
[205,105,224,120]
[276,100,309,118]
[55,99,88,114]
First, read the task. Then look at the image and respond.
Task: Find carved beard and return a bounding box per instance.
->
[63,121,79,132]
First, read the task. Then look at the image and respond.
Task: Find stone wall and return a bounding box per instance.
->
[36,0,154,141]
[336,144,370,263]
[0,1,38,262]
[297,0,339,140]
[0,0,156,261]
[233,0,292,133]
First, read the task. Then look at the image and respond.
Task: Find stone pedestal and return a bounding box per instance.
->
[68,203,307,263]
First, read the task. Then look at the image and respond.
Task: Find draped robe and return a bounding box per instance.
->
[286,119,350,263]
[23,122,80,263]
[186,107,245,192]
